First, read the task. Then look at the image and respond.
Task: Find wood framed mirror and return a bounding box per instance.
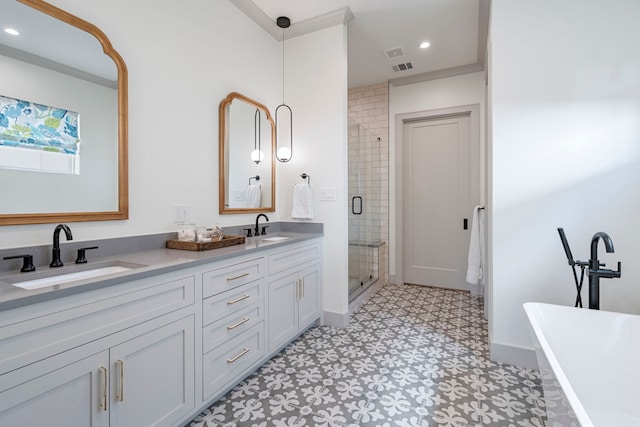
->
[0,0,128,225]
[219,92,275,214]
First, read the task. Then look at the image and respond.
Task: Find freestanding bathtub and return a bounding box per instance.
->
[524,302,640,427]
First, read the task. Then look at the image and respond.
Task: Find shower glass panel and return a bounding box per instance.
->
[348,118,383,301]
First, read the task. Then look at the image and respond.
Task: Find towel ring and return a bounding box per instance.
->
[300,173,310,184]
[249,175,260,185]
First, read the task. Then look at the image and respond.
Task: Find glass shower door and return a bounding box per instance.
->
[348,119,382,301]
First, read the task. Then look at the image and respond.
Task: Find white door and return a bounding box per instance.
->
[403,114,472,290]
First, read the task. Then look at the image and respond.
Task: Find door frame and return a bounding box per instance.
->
[392,104,481,288]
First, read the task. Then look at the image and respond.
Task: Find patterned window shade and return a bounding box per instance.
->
[0,94,80,155]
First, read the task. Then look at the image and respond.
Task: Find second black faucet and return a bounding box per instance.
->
[50,224,73,268]
[255,214,269,236]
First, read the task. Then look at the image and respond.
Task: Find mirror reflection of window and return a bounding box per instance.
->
[0,94,80,175]
[0,0,125,220]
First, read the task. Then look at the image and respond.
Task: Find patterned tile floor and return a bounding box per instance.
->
[188,284,547,427]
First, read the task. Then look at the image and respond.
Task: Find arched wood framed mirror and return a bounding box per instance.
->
[219,92,275,214]
[0,0,128,225]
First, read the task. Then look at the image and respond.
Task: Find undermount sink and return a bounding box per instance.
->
[261,236,290,242]
[2,261,146,290]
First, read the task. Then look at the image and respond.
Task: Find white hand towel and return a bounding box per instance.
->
[466,205,485,285]
[245,184,262,208]
[291,183,313,219]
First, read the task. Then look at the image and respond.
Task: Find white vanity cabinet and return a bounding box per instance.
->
[267,240,322,353]
[0,235,323,427]
[0,273,196,427]
[0,349,111,427]
[109,315,195,427]
[201,256,266,401]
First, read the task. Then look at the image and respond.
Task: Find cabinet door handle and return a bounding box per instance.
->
[227,294,250,305]
[99,366,108,411]
[301,278,305,298]
[227,347,250,364]
[227,317,250,330]
[115,359,124,402]
[226,272,249,281]
[295,279,300,299]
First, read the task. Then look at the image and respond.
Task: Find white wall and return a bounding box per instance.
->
[1,0,282,247]
[276,25,350,324]
[1,1,351,325]
[491,0,640,364]
[0,0,313,248]
[388,72,486,277]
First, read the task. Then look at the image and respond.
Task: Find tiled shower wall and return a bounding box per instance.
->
[348,83,389,286]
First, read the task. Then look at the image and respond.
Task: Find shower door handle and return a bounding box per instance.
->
[352,196,362,215]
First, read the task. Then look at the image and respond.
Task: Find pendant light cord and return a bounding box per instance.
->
[282,26,285,105]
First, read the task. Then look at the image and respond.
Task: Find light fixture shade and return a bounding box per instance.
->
[251,149,265,163]
[277,146,291,162]
[275,103,292,162]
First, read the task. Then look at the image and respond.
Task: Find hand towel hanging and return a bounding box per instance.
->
[466,205,485,285]
[291,183,313,219]
[245,184,262,208]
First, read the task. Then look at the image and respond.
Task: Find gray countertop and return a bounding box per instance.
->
[0,231,322,311]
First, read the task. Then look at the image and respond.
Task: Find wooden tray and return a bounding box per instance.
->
[166,235,246,251]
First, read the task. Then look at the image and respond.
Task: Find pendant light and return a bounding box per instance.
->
[251,108,264,163]
[275,16,293,163]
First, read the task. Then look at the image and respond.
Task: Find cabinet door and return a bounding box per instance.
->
[267,272,299,353]
[0,351,110,427]
[109,316,195,427]
[298,263,321,329]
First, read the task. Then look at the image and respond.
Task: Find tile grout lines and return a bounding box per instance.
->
[188,284,547,427]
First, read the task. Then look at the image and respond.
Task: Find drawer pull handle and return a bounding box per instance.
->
[227,347,250,364]
[99,366,108,411]
[226,272,250,281]
[227,294,250,305]
[116,359,124,402]
[227,317,251,330]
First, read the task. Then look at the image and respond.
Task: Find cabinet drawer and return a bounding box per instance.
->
[202,302,263,354]
[203,322,264,400]
[268,241,321,276]
[202,279,264,326]
[0,276,195,375]
[202,257,264,298]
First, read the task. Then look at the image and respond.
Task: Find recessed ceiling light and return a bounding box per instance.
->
[419,41,430,49]
[4,28,20,36]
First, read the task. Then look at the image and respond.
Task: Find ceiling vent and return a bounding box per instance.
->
[392,62,413,72]
[384,47,406,60]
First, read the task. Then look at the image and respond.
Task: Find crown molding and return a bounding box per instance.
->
[477,0,490,67]
[229,0,353,41]
[0,43,117,89]
[389,63,484,87]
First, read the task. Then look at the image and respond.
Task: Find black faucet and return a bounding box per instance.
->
[255,213,269,236]
[587,231,621,309]
[50,224,73,268]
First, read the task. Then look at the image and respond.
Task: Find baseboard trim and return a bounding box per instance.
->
[322,309,350,328]
[490,340,538,369]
